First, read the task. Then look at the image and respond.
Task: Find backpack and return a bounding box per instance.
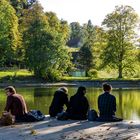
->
[27,110,45,121]
[0,111,15,126]
[88,109,98,121]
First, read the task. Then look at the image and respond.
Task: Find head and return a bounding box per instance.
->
[102,83,112,92]
[58,87,68,94]
[76,86,86,96]
[5,86,16,96]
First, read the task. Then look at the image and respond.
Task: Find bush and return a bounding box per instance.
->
[45,69,62,82]
[88,69,98,78]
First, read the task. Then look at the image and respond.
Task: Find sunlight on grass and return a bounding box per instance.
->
[0,69,33,79]
[62,76,90,81]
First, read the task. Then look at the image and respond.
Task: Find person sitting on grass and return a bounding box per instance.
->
[97,83,123,122]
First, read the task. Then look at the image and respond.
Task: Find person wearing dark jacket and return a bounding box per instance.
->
[66,86,89,120]
[4,86,28,121]
[49,87,69,117]
[97,83,123,122]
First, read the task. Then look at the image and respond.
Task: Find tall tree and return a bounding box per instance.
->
[101,5,139,78]
[0,0,20,66]
[93,26,108,68]
[23,3,72,80]
[45,12,72,80]
[67,22,82,47]
[78,20,95,74]
[78,42,94,74]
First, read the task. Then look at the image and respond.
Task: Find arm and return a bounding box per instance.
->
[113,96,116,112]
[4,96,13,112]
[82,97,89,114]
[98,96,100,111]
[22,96,28,113]
[64,94,69,108]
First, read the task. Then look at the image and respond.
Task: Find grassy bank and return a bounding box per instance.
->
[0,69,36,83]
[0,69,140,84]
[0,69,33,78]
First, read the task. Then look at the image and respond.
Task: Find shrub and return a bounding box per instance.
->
[88,69,98,78]
[45,69,62,82]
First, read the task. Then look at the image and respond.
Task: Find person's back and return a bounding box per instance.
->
[67,86,89,120]
[49,87,68,117]
[97,83,122,122]
[4,86,27,120]
[5,94,27,117]
[98,92,116,118]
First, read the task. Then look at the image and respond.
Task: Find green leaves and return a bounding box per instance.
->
[101,5,139,78]
[23,2,72,80]
[0,0,20,66]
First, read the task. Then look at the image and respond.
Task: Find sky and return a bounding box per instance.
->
[38,0,140,26]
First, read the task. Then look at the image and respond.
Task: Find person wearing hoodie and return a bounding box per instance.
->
[49,87,69,117]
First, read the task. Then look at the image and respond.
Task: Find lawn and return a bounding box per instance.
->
[0,69,33,79]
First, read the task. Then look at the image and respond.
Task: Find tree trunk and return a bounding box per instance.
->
[118,65,123,78]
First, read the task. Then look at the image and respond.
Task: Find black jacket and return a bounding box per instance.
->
[67,93,89,120]
[49,90,68,117]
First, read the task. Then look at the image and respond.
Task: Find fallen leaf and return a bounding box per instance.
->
[30,129,37,135]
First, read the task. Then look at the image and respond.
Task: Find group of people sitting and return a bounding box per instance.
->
[1,83,122,124]
[49,83,123,121]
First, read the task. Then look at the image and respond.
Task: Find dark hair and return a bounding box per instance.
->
[102,83,112,91]
[5,86,16,94]
[76,86,86,95]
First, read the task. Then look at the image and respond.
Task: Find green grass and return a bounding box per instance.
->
[62,76,140,81]
[62,76,91,81]
[0,69,33,79]
[0,69,140,83]
[0,69,35,83]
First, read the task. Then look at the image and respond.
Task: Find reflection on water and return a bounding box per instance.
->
[0,87,140,120]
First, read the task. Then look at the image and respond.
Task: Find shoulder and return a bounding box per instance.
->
[83,96,88,102]
[7,95,13,99]
[98,93,104,98]
[70,95,74,99]
[70,95,75,100]
[13,93,24,99]
[54,91,60,96]
[109,94,116,99]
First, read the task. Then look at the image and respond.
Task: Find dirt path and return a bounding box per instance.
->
[0,116,140,140]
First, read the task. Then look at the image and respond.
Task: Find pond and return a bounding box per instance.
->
[0,86,140,120]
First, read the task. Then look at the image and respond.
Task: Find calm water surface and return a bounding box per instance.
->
[0,87,140,120]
